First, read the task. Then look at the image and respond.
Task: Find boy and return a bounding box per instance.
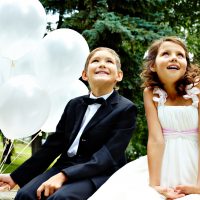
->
[0,47,137,200]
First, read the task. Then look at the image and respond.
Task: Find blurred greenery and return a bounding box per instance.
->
[0,136,31,173]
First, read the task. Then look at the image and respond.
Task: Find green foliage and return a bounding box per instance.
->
[0,137,31,173]
[187,33,200,65]
[39,0,199,160]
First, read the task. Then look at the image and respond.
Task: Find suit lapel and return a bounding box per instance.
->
[68,97,88,144]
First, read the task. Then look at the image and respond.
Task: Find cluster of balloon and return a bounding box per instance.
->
[0,0,89,139]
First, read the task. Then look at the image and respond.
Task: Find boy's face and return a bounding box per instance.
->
[82,50,123,87]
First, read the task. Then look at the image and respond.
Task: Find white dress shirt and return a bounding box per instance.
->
[67,91,113,157]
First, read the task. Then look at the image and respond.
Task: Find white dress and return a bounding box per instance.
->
[88,86,200,200]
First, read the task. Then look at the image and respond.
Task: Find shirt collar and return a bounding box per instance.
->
[90,90,114,100]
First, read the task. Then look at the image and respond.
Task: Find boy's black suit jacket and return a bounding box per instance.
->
[11,90,137,189]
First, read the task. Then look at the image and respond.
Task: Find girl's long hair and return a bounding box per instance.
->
[140,36,200,95]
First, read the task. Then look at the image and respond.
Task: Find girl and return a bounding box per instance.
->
[88,36,200,200]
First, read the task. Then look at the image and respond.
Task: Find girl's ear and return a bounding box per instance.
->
[150,64,156,72]
[82,70,88,81]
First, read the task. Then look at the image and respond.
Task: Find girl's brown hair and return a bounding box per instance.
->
[140,36,200,95]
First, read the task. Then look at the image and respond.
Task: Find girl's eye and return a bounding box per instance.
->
[162,52,169,57]
[91,59,99,63]
[177,53,184,59]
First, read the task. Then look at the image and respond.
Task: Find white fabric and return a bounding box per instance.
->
[67,91,113,157]
[88,86,200,200]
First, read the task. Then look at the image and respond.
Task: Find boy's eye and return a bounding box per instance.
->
[107,59,114,63]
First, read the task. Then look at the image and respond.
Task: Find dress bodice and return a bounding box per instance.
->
[152,86,200,134]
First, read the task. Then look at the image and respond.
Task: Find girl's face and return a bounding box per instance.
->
[151,41,187,85]
[82,50,122,87]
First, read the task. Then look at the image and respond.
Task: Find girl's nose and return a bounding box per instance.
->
[170,55,177,62]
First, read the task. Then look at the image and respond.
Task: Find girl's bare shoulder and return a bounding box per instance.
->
[196,81,200,89]
[143,87,154,94]
[143,87,154,100]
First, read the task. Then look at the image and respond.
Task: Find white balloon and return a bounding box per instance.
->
[0,57,11,85]
[41,79,89,132]
[25,28,90,92]
[0,0,46,60]
[0,27,90,135]
[0,75,50,139]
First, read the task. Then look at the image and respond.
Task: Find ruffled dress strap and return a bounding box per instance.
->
[183,84,200,107]
[152,87,167,106]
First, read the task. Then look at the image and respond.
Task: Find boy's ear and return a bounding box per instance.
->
[116,71,123,82]
[81,70,88,81]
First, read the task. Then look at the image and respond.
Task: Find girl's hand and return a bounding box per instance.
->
[175,185,200,195]
[153,186,186,199]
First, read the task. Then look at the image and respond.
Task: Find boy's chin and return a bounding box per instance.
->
[93,79,115,87]
[93,78,112,85]
[93,76,112,82]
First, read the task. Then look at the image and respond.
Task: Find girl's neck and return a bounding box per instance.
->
[163,84,178,99]
[163,84,192,106]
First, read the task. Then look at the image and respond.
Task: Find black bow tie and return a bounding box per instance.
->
[83,97,106,105]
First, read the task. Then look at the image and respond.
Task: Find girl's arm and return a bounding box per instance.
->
[144,88,185,199]
[143,88,164,187]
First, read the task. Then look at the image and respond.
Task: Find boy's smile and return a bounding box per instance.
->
[95,70,109,75]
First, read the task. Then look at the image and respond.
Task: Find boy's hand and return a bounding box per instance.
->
[175,185,200,195]
[153,185,186,199]
[37,172,68,200]
[0,174,16,191]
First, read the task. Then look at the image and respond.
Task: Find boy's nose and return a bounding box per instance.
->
[99,62,106,67]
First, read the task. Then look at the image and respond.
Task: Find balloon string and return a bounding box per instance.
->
[0,132,41,173]
[9,60,15,78]
[11,60,15,67]
[0,139,10,162]
[0,139,14,173]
